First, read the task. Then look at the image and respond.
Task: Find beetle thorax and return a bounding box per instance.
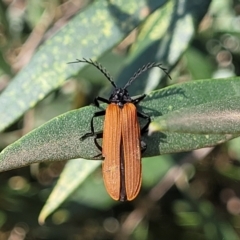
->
[109,88,132,108]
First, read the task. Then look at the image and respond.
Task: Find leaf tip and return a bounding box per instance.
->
[148,122,161,135]
[38,212,46,225]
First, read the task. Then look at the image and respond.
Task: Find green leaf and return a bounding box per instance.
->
[1,77,240,172]
[0,0,168,132]
[149,96,240,134]
[38,158,101,224]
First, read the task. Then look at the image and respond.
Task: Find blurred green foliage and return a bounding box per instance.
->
[0,0,240,239]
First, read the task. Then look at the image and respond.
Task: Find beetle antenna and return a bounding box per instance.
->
[124,62,171,89]
[68,58,117,88]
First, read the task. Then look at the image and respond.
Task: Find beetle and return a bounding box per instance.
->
[69,58,171,201]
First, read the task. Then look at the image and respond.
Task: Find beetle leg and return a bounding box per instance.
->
[132,94,146,104]
[140,140,147,153]
[93,96,109,108]
[137,111,151,134]
[133,94,150,133]
[93,131,104,159]
[80,110,105,140]
[137,110,150,153]
[93,131,103,151]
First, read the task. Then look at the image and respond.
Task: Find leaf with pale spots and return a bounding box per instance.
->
[0,0,169,132]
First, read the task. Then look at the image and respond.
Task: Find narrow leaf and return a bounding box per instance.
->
[116,0,211,93]
[0,77,240,172]
[149,97,240,134]
[38,158,101,224]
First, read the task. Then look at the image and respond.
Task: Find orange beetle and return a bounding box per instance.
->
[71,58,170,201]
